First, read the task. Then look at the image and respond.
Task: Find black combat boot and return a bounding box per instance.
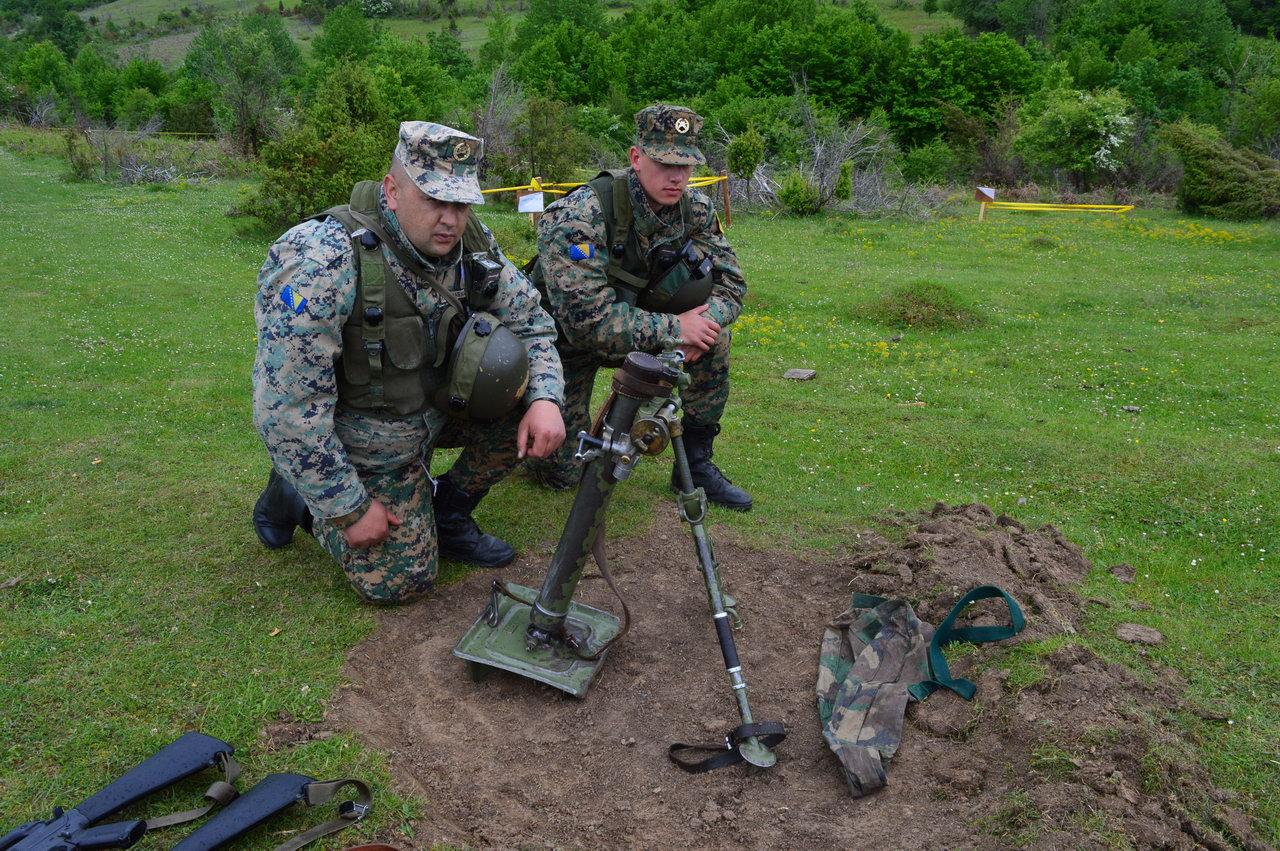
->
[432,474,516,568]
[253,468,313,549]
[673,421,753,511]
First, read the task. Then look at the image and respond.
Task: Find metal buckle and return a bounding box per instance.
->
[339,800,370,820]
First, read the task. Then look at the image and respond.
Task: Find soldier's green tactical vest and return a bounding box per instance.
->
[312,181,497,417]
[528,170,697,329]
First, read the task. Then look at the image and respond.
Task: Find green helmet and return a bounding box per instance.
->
[435,311,529,421]
[638,240,715,314]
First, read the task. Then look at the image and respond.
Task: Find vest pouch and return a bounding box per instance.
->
[384,315,429,371]
[340,325,371,386]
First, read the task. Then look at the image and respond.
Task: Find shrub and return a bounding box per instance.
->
[113,86,160,130]
[776,169,821,215]
[726,126,764,180]
[900,139,957,184]
[1015,88,1134,188]
[63,127,95,179]
[834,159,853,199]
[1159,120,1280,219]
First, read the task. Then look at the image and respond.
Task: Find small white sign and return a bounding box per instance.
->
[518,192,545,213]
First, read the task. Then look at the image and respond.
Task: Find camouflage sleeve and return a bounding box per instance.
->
[479,221,565,407]
[688,191,747,327]
[537,191,681,357]
[251,218,368,519]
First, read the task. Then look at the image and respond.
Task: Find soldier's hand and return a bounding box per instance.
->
[677,304,720,353]
[677,343,706,363]
[344,499,402,549]
[517,399,567,459]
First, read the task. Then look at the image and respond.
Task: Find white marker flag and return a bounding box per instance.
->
[518,192,545,213]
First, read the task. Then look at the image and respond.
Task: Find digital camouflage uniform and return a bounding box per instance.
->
[253,123,563,604]
[527,106,747,486]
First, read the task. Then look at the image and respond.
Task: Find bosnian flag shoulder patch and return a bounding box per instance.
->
[568,242,596,261]
[280,285,308,315]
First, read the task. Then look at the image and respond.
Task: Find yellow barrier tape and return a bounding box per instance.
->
[985,202,1134,214]
[482,174,727,196]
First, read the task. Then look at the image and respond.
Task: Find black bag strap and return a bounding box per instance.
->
[668,721,787,774]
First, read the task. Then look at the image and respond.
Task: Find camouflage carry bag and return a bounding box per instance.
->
[816,586,1025,797]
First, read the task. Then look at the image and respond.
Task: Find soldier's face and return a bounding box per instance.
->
[630,148,693,207]
[384,172,471,256]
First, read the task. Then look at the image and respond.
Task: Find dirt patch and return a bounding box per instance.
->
[328,502,1269,850]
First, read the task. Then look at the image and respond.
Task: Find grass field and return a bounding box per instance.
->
[0,139,1276,845]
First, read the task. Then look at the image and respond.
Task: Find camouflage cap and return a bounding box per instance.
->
[634,104,705,166]
[394,121,485,205]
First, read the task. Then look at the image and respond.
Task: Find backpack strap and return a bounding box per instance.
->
[589,171,650,293]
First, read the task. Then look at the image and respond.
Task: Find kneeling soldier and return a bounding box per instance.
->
[526,104,751,510]
[251,122,565,604]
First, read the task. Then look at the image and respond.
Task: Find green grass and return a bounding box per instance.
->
[1,140,1278,843]
[867,0,960,40]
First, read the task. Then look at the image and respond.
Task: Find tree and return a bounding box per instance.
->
[185,19,292,154]
[890,31,1038,146]
[514,0,607,51]
[311,0,381,65]
[512,21,620,104]
[1160,119,1280,219]
[478,10,514,70]
[245,62,395,226]
[72,43,119,120]
[1015,87,1133,187]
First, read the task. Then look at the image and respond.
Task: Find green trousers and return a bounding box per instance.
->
[313,408,523,604]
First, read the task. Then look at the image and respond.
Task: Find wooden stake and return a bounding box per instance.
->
[720,173,732,228]
[978,201,987,222]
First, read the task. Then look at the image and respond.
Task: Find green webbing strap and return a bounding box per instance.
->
[143,753,241,831]
[273,778,372,851]
[591,170,698,298]
[908,585,1025,702]
[353,233,387,404]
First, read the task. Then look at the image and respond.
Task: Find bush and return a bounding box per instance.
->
[726,126,764,179]
[63,127,95,179]
[834,159,853,199]
[1159,120,1280,219]
[776,169,821,215]
[113,86,160,129]
[900,139,957,184]
[1015,88,1133,188]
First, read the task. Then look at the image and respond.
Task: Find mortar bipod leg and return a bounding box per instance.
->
[671,433,778,769]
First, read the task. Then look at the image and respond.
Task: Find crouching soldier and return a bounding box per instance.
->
[251,121,565,603]
[525,104,752,510]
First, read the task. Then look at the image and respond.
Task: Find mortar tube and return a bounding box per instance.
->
[528,363,664,638]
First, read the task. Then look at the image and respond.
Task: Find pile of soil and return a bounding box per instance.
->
[315,502,1269,849]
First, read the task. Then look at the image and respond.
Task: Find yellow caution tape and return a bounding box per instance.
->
[984,201,1134,214]
[482,175,727,196]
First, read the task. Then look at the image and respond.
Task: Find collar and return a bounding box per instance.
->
[627,169,683,238]
[378,188,462,273]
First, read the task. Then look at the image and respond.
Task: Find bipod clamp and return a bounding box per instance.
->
[668,721,787,774]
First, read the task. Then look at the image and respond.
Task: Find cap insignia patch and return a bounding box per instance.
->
[674,117,690,134]
[453,141,471,161]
